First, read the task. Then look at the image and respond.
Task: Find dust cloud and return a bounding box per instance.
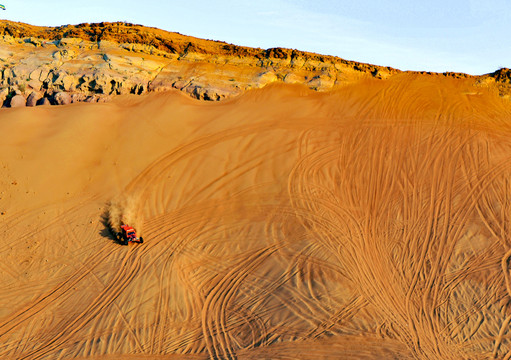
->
[106,195,144,236]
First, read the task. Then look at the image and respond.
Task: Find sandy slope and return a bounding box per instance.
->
[1,75,511,359]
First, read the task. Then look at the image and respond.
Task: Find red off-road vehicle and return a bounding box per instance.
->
[117,224,144,245]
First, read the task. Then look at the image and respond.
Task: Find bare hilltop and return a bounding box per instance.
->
[2,20,511,107]
[3,20,511,360]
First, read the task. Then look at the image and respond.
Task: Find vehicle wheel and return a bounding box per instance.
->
[140,237,144,243]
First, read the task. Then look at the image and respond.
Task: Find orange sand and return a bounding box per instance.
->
[1,75,511,359]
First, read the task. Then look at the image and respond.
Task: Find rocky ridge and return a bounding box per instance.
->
[1,20,510,107]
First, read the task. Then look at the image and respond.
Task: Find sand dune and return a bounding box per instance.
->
[1,75,511,359]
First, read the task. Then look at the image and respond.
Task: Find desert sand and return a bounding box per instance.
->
[1,74,511,359]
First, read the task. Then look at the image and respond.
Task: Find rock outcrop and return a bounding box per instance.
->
[37,97,51,106]
[26,91,42,106]
[53,92,71,105]
[9,94,26,107]
[0,20,509,107]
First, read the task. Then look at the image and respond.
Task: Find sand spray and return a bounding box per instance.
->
[106,194,144,236]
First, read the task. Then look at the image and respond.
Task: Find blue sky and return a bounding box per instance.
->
[1,0,510,75]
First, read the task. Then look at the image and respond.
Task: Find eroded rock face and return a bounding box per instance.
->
[26,91,43,106]
[37,97,51,106]
[70,93,86,103]
[9,94,26,108]
[0,20,508,107]
[0,21,400,106]
[0,88,9,105]
[53,91,71,105]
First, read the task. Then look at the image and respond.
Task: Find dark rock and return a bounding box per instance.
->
[26,92,43,107]
[36,97,51,106]
[53,91,72,105]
